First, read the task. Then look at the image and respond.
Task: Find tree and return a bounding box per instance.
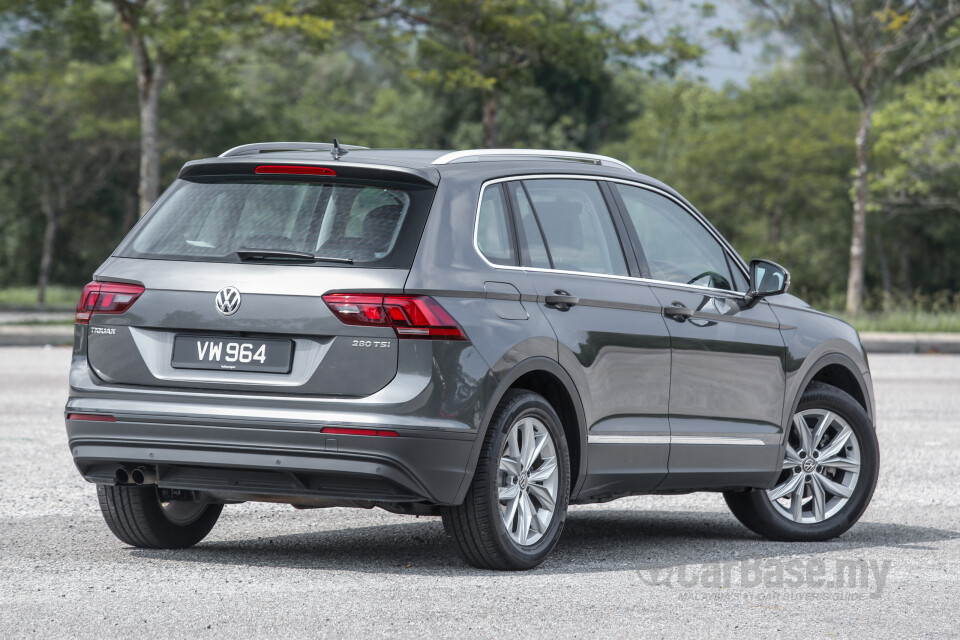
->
[603,74,858,304]
[750,1,960,315]
[106,0,262,215]
[870,64,960,299]
[0,52,134,303]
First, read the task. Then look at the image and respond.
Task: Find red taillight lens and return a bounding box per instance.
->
[322,294,467,340]
[255,165,336,176]
[67,413,116,422]
[75,281,144,324]
[320,427,399,437]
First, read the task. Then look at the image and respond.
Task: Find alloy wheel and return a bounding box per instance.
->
[497,416,560,546]
[768,408,862,524]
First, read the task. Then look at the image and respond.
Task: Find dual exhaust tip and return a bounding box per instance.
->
[115,466,157,486]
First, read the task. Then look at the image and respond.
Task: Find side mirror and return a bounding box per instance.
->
[744,259,790,308]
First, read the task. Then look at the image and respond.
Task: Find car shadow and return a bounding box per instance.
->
[128,508,960,576]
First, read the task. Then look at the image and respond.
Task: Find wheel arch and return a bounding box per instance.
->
[786,353,873,435]
[453,356,588,505]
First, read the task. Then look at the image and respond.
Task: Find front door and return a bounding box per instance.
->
[610,182,787,489]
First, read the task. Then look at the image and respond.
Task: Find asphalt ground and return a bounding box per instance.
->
[1,347,957,638]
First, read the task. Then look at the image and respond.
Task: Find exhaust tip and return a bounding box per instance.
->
[130,466,157,485]
[115,467,129,484]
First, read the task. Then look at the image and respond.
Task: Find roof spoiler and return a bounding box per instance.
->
[219,141,370,158]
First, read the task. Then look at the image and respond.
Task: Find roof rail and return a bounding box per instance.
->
[219,141,369,158]
[431,148,635,172]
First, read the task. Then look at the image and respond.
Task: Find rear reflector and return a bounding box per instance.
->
[76,281,144,324]
[320,427,399,437]
[322,294,467,340]
[255,165,336,176]
[67,413,117,422]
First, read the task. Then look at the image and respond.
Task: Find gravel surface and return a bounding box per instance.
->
[1,347,958,638]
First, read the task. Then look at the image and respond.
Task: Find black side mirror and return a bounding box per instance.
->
[744,259,790,308]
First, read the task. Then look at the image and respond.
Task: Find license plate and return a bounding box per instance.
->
[171,335,293,373]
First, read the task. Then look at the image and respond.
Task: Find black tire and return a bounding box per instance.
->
[442,389,571,570]
[97,484,223,549]
[724,382,879,541]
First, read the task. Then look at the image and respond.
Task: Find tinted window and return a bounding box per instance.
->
[522,179,628,276]
[476,185,516,266]
[120,178,434,267]
[507,182,551,269]
[616,184,737,290]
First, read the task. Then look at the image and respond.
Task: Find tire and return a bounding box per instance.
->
[442,389,571,570]
[97,484,223,549]
[724,382,879,541]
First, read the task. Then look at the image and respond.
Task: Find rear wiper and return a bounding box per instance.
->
[235,249,353,264]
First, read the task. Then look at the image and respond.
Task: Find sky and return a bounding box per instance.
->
[606,0,775,88]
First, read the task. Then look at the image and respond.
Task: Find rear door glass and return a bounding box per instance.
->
[521,179,628,276]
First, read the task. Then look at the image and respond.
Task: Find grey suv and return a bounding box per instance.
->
[65,143,879,570]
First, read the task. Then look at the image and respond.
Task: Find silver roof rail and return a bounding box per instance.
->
[219,141,369,158]
[431,148,635,172]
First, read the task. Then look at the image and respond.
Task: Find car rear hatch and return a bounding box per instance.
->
[82,159,440,397]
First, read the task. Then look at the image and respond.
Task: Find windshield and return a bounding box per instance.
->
[118,177,435,267]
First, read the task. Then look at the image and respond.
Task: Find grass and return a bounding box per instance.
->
[0,286,81,309]
[841,311,960,333]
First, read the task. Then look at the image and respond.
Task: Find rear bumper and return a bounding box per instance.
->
[65,347,490,505]
[66,415,476,505]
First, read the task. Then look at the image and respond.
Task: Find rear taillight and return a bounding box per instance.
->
[75,281,144,324]
[322,294,467,340]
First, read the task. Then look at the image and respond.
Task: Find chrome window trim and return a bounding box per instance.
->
[472,174,750,299]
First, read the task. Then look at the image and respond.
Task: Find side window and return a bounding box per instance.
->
[521,179,628,276]
[476,184,516,266]
[507,182,551,269]
[615,184,737,291]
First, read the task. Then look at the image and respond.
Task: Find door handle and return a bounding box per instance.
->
[544,290,579,311]
[663,304,694,321]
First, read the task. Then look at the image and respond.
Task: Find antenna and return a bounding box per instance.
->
[331,138,349,161]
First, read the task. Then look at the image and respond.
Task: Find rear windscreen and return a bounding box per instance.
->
[117,177,436,268]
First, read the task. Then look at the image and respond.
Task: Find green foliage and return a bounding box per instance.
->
[872,66,960,212]
[603,71,859,302]
[0,1,957,322]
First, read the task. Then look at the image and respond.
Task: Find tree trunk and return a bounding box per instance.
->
[137,60,166,216]
[874,229,892,312]
[482,89,500,148]
[769,204,784,245]
[845,100,872,316]
[898,243,911,298]
[36,195,58,307]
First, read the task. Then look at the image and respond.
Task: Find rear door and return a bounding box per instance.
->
[87,170,435,397]
[502,177,673,496]
[609,182,787,489]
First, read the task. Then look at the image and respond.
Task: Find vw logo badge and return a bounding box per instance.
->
[215,286,241,316]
